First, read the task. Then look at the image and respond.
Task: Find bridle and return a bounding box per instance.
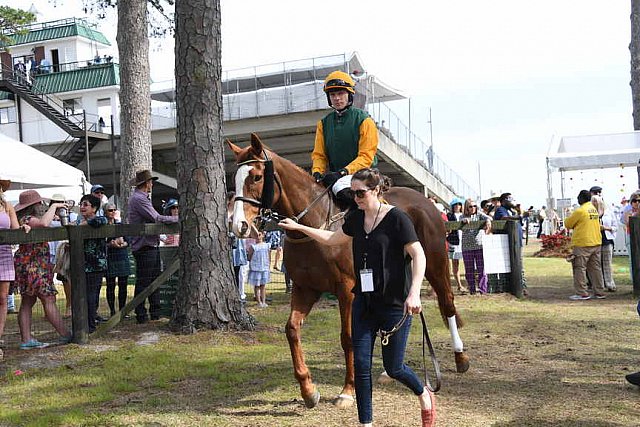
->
[234,149,333,231]
[376,311,442,393]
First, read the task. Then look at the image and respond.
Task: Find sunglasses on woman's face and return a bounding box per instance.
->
[107,209,116,212]
[349,188,372,198]
[632,199,640,203]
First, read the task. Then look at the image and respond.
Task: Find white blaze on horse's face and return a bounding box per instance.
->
[232,164,253,237]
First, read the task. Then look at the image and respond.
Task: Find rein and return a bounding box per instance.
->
[377,311,442,393]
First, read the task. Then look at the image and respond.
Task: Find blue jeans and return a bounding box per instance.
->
[133,246,161,321]
[351,295,424,424]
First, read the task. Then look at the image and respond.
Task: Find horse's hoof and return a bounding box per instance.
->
[455,351,470,373]
[333,393,354,408]
[303,389,321,408]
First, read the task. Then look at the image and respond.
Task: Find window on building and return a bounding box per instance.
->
[63,98,83,116]
[0,106,16,124]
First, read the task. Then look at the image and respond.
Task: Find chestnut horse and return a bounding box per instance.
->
[228,133,469,409]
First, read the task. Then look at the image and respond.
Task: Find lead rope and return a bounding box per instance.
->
[377,311,442,393]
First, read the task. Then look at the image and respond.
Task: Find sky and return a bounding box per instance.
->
[7,0,637,207]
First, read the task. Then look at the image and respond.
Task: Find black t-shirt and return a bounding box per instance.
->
[342,206,419,308]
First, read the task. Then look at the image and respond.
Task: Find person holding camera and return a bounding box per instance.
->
[13,190,71,349]
[48,193,76,318]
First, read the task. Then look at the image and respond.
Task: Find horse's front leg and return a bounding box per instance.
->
[334,279,355,408]
[286,288,321,408]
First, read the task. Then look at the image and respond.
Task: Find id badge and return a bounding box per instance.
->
[360,269,374,292]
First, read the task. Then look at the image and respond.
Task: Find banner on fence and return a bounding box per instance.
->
[482,234,511,274]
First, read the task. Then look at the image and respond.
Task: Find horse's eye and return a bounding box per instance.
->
[253,175,262,183]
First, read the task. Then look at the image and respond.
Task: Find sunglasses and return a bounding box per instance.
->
[632,199,640,203]
[349,188,372,198]
[107,209,116,212]
[469,205,477,208]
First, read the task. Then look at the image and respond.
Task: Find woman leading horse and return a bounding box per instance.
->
[228,133,469,411]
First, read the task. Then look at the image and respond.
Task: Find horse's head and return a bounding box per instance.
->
[227,133,279,237]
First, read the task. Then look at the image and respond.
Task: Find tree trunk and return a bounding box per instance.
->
[631,0,640,186]
[171,0,254,332]
[117,0,152,214]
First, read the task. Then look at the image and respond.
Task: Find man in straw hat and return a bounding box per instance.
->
[127,170,178,324]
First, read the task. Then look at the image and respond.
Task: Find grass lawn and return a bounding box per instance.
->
[1,241,639,426]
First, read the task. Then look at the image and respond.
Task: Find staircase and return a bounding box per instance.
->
[0,66,110,166]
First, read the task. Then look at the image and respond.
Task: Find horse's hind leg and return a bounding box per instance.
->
[425,250,470,374]
[333,281,355,408]
[285,288,322,408]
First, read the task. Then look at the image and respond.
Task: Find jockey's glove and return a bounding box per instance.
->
[313,172,324,183]
[321,170,345,188]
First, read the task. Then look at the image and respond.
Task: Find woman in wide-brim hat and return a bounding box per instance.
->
[13,189,71,349]
[0,179,22,360]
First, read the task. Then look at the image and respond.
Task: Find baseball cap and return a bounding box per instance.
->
[90,184,105,194]
[589,185,602,194]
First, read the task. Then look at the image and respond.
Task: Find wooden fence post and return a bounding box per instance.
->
[631,217,640,297]
[506,220,523,298]
[67,225,89,344]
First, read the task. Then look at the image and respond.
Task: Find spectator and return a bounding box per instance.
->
[564,190,606,300]
[48,193,76,318]
[105,202,130,318]
[621,191,640,279]
[127,170,178,324]
[591,196,617,292]
[227,192,248,302]
[460,198,492,295]
[77,195,108,332]
[90,184,107,216]
[265,229,283,271]
[0,178,20,360]
[160,199,180,247]
[590,185,602,197]
[446,197,467,294]
[480,200,494,217]
[248,231,271,308]
[13,190,71,349]
[495,193,527,295]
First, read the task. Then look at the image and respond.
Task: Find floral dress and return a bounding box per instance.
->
[13,215,56,296]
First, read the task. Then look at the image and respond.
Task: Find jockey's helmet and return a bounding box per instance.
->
[323,70,355,108]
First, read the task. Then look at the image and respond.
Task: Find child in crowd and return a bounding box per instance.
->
[247,232,271,308]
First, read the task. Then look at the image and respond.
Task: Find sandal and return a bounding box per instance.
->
[421,389,436,427]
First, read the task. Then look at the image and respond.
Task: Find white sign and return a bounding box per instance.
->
[556,198,572,210]
[482,234,511,274]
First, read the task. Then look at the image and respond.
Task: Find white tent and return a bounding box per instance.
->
[0,133,90,203]
[547,131,640,171]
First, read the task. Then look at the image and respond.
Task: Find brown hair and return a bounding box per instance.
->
[351,168,391,194]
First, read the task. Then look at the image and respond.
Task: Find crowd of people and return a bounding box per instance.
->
[444,192,528,296]
[0,170,179,361]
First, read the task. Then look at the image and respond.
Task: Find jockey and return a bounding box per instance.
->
[311,70,379,210]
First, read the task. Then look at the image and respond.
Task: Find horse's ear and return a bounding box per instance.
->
[226,139,242,156]
[250,133,264,154]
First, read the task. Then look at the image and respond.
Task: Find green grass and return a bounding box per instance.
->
[1,246,639,426]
